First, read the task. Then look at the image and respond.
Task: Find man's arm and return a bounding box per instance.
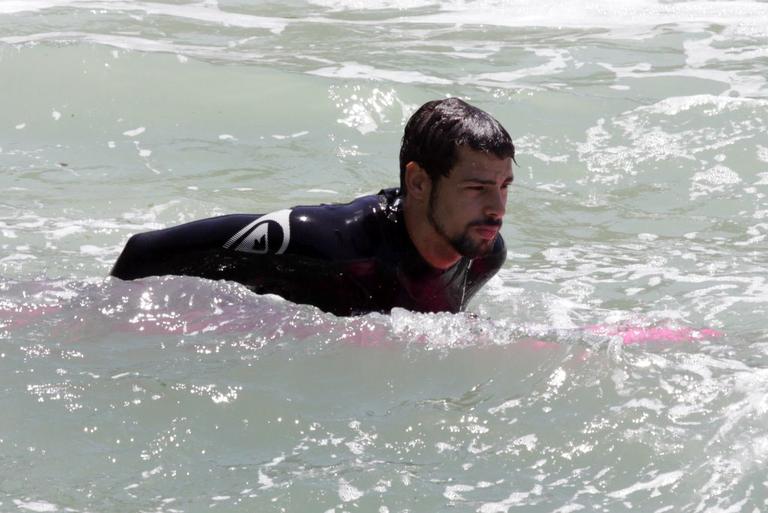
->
[110,214,263,280]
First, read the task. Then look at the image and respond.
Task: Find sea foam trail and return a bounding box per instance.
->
[1,277,724,348]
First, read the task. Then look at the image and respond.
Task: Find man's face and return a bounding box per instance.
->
[427,146,513,258]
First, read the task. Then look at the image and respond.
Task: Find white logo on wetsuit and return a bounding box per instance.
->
[223,209,292,255]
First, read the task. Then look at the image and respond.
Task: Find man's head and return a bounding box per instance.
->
[399,97,515,193]
[399,98,515,266]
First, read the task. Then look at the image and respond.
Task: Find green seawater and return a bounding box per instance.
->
[1,1,768,512]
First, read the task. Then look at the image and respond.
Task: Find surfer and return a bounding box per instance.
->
[110,98,515,316]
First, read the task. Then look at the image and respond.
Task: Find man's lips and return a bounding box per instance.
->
[473,225,500,240]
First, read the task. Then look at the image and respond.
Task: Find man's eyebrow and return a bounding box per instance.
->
[461,176,514,185]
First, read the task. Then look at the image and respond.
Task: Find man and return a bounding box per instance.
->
[111,98,515,316]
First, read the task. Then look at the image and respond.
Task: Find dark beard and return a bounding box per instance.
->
[427,187,501,258]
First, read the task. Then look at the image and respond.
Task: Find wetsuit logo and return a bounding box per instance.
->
[223,209,292,255]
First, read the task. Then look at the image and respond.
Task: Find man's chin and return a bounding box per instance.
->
[454,234,496,258]
[474,237,497,256]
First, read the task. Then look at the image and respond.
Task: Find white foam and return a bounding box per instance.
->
[80,245,116,258]
[467,48,570,87]
[693,165,741,186]
[12,500,58,512]
[253,470,272,490]
[578,95,768,189]
[479,485,543,513]
[309,63,451,85]
[123,126,145,137]
[48,226,84,240]
[690,165,742,199]
[4,1,289,33]
[0,0,72,14]
[606,471,684,499]
[712,368,768,442]
[0,253,36,263]
[542,247,580,265]
[645,95,768,116]
[435,441,457,453]
[4,0,768,52]
[757,145,768,164]
[488,398,521,414]
[552,505,585,513]
[308,0,435,9]
[400,0,768,32]
[0,31,268,68]
[307,189,338,194]
[338,478,364,502]
[345,440,364,455]
[606,56,766,96]
[685,35,768,69]
[612,397,666,414]
[547,367,567,394]
[271,131,309,140]
[511,434,538,451]
[444,484,475,501]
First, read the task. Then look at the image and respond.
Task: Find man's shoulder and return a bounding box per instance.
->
[283,188,403,260]
[293,188,400,216]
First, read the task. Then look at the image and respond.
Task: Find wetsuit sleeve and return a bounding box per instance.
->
[109,200,377,283]
[109,200,393,315]
[110,214,264,280]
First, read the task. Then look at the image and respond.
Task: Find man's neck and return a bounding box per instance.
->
[403,197,462,270]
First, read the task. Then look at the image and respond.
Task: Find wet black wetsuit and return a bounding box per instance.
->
[110,188,506,316]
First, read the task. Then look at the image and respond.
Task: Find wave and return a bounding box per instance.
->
[4,0,768,31]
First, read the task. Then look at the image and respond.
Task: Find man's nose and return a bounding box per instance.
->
[485,189,506,219]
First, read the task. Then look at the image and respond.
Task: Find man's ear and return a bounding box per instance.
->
[404,161,431,201]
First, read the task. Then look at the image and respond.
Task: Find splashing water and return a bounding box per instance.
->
[2,0,768,511]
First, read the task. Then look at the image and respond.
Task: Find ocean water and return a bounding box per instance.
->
[2,0,768,511]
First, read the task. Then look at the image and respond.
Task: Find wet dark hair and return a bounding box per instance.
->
[399,97,515,194]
